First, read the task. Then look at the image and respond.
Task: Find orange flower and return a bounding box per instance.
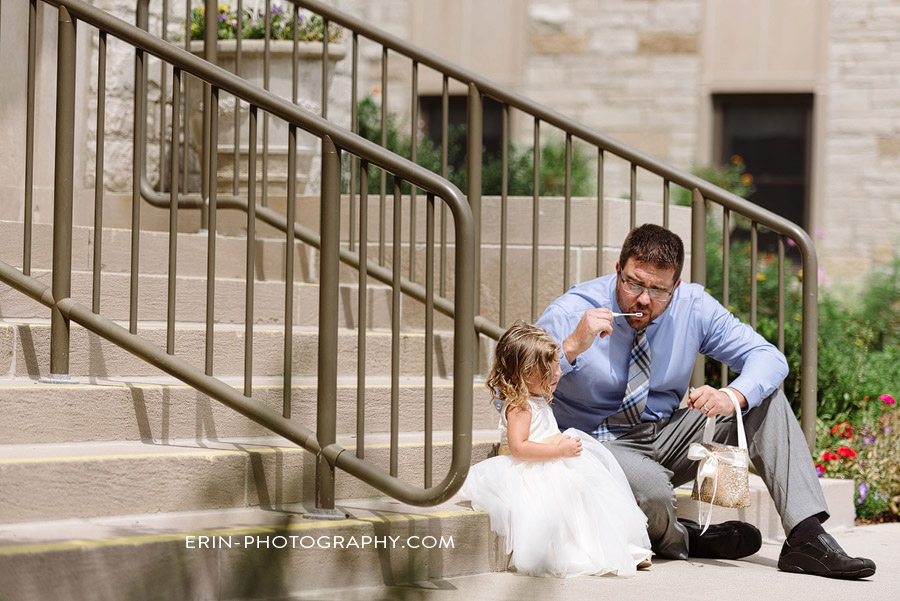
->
[741,173,753,186]
[731,154,743,165]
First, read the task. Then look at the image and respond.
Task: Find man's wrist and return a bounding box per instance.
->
[719,387,747,410]
[562,337,579,365]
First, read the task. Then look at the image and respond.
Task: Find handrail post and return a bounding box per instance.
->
[311,135,343,518]
[800,245,819,451]
[690,189,706,389]
[48,5,77,381]
[467,83,482,374]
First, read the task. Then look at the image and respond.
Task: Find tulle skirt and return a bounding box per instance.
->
[459,428,652,578]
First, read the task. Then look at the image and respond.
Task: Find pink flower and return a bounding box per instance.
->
[787,238,797,247]
[879,394,896,405]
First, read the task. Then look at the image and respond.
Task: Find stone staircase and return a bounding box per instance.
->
[0,212,853,600]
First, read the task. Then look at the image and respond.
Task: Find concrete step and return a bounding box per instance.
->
[0,432,499,524]
[0,219,311,282]
[0,376,501,444]
[0,268,398,329]
[0,320,488,380]
[675,475,856,543]
[0,497,504,601]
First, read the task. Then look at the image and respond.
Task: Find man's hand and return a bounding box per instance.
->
[562,308,615,364]
[688,385,747,417]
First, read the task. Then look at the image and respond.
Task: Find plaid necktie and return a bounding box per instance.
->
[593,328,650,441]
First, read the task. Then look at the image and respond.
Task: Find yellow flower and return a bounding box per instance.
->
[757,272,766,281]
[731,154,743,165]
[741,173,753,185]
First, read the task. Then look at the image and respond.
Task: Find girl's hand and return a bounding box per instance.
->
[557,434,582,458]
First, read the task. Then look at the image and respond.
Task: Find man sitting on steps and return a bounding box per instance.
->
[535,223,876,579]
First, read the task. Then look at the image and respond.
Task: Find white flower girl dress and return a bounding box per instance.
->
[460,396,652,578]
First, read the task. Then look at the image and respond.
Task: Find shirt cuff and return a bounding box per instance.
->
[727,377,762,412]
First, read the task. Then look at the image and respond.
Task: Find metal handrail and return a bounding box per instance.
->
[289,0,819,446]
[150,0,817,445]
[124,0,818,446]
[3,0,477,506]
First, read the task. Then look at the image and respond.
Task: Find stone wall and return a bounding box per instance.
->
[821,0,900,285]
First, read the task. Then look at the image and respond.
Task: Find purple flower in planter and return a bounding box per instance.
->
[218,12,228,22]
[860,428,876,446]
[883,425,894,436]
[857,482,869,505]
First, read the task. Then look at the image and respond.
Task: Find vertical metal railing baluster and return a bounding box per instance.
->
[130,26,146,335]
[390,177,402,477]
[322,18,329,118]
[49,5,77,379]
[531,118,540,321]
[205,86,220,375]
[499,104,509,327]
[316,136,341,513]
[424,192,435,487]
[92,30,107,314]
[467,84,482,372]
[596,149,604,277]
[690,189,706,389]
[348,33,359,252]
[244,106,258,398]
[409,61,419,282]
[563,133,572,291]
[262,0,271,207]
[283,123,297,418]
[233,0,243,197]
[629,163,637,229]
[182,0,190,195]
[23,0,37,276]
[159,3,168,194]
[166,66,181,356]
[356,161,369,459]
[439,75,448,298]
[777,234,786,391]
[663,179,670,229]
[750,221,758,331]
[379,47,388,265]
[721,207,730,386]
[200,0,215,231]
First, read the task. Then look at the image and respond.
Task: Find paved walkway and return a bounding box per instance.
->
[292,522,900,601]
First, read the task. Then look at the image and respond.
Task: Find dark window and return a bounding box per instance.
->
[714,94,813,250]
[418,95,504,169]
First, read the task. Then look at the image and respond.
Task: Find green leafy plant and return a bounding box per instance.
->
[189,3,342,42]
[348,95,593,196]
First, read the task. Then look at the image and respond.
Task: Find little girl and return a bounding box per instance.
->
[460,321,652,578]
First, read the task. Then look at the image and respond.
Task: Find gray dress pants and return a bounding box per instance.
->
[604,388,830,559]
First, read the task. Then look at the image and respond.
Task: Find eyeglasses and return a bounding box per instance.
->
[618,268,675,302]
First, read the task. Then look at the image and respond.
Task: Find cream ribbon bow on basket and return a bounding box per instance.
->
[687,388,751,534]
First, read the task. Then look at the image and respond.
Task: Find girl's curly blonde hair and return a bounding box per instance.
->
[486,321,560,411]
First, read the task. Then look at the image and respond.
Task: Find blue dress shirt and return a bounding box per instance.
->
[535,274,788,432]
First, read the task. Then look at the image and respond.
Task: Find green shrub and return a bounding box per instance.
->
[348,95,593,197]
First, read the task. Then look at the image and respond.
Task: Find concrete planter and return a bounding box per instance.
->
[188,39,346,196]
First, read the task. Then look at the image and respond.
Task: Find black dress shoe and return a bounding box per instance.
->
[681,519,762,559]
[778,533,876,579]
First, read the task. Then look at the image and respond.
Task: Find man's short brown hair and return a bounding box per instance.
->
[619,224,685,282]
